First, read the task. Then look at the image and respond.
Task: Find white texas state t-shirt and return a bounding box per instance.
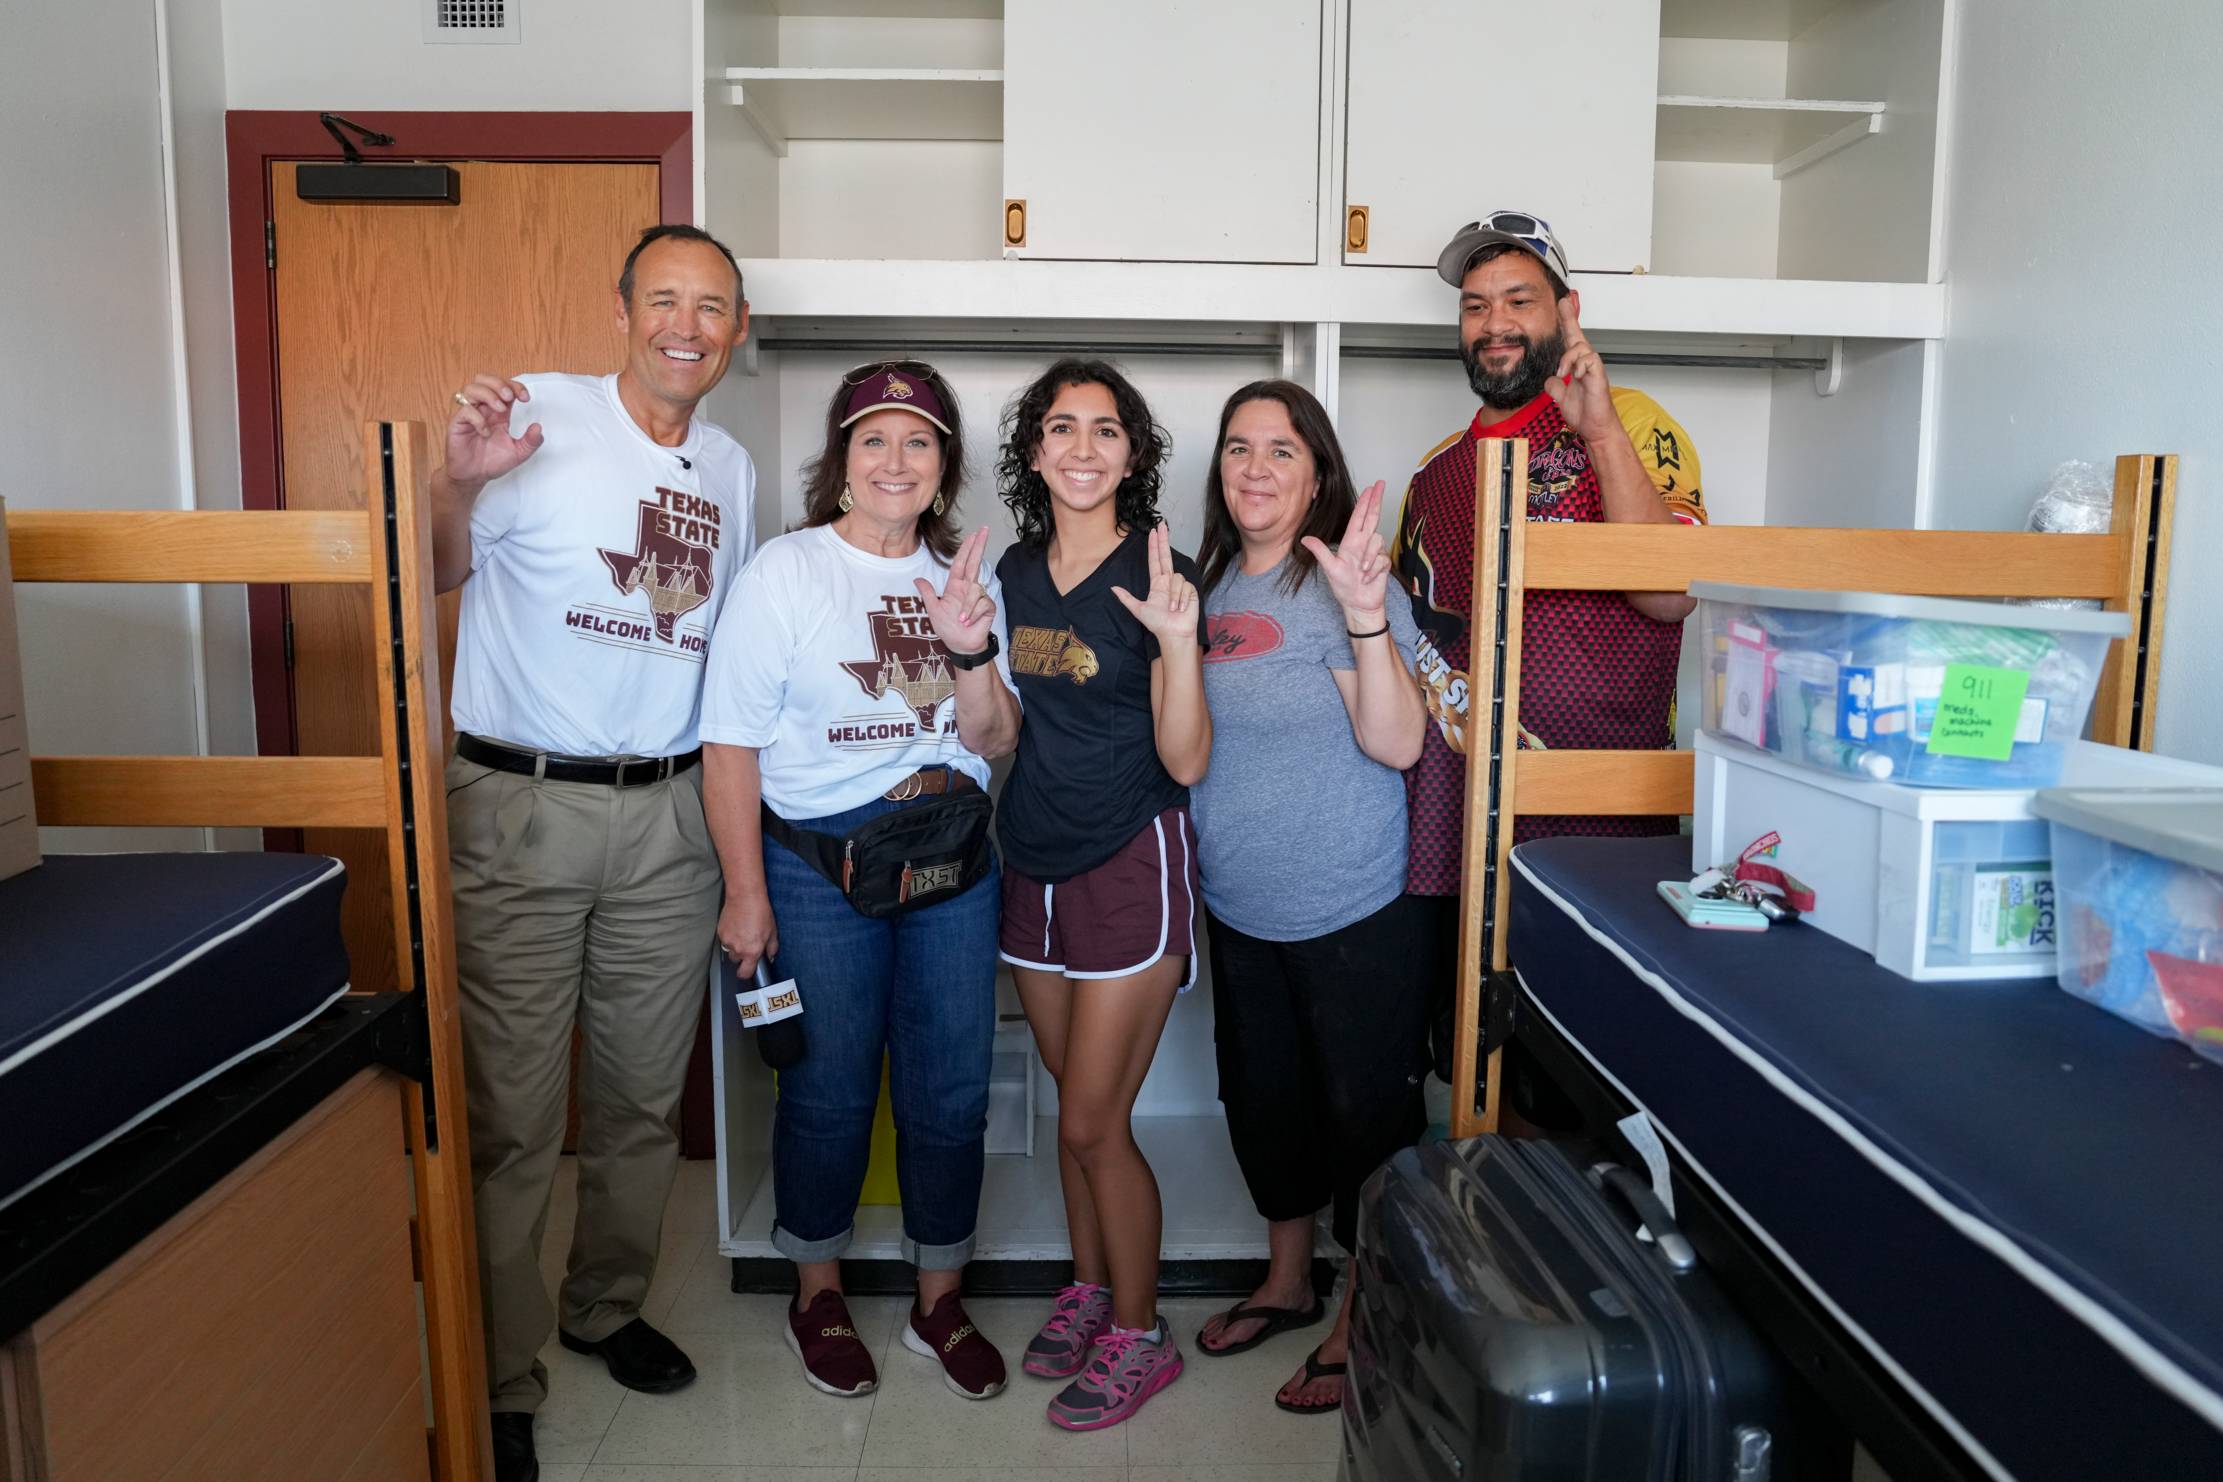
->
[451,372,756,758]
[700,524,1017,820]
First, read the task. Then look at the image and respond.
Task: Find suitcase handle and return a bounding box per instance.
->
[1592,1163,1698,1273]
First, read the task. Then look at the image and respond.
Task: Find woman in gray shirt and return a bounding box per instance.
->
[1186,379,1429,1415]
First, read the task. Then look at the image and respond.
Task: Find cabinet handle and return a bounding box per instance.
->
[1004,199,1027,249]
[1346,205,1370,255]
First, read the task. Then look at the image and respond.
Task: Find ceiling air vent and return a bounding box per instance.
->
[424,0,521,45]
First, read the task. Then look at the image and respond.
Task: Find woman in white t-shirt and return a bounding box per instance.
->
[699,362,1021,1406]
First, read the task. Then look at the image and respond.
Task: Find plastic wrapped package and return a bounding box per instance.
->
[2014,459,2111,611]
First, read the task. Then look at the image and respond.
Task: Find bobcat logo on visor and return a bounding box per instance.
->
[884,374,915,400]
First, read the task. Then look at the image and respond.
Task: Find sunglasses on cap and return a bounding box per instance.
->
[1438,209,1572,288]
[842,359,941,387]
[1470,210,1558,260]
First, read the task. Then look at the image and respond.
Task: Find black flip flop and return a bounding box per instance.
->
[1195,1296,1326,1357]
[1274,1345,1348,1415]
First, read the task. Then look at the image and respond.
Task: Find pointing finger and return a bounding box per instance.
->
[1557,293,1586,345]
[913,576,940,607]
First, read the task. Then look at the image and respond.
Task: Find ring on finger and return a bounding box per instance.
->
[454,391,471,407]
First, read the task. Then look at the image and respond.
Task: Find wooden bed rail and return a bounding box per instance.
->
[5,430,492,1482]
[1451,450,2180,1139]
[7,508,375,584]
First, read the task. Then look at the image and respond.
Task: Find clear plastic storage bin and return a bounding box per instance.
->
[2033,789,2223,1064]
[1693,583,2128,789]
[1693,732,2223,982]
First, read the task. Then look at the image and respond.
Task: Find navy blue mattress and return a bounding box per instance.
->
[0,852,350,1211]
[1510,835,2223,1482]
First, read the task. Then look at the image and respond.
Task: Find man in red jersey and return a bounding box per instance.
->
[1391,209,1704,1092]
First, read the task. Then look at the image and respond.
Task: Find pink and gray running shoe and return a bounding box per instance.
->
[1023,1282,1112,1379]
[1045,1320,1183,1431]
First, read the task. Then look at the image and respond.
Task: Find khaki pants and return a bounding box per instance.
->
[445,746,722,1414]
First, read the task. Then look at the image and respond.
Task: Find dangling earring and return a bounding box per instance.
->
[931,493,946,516]
[838,483,854,513]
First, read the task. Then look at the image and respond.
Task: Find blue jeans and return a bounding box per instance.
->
[764,791,1001,1270]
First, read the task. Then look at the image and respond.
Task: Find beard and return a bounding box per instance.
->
[1462,329,1564,410]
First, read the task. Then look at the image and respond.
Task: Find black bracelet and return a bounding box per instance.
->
[943,631,1000,671]
[1347,621,1390,640]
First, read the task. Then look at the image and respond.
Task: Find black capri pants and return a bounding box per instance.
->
[1206,891,1431,1252]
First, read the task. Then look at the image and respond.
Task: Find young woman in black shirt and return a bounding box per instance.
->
[992,359,1210,1430]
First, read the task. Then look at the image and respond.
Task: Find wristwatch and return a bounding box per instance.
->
[944,632,1000,671]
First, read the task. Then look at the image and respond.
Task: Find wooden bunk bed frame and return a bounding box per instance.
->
[7,423,490,1480]
[1449,449,2178,1138]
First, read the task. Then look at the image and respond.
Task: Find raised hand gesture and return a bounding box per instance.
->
[444,373,543,490]
[1544,294,1617,444]
[1302,480,1391,628]
[1110,523,1199,644]
[915,527,998,656]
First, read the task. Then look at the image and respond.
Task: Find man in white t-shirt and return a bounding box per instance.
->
[433,224,756,1482]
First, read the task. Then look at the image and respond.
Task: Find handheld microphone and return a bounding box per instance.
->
[747,960,806,1070]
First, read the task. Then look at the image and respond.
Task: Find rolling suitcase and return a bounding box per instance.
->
[1343,1136,1795,1482]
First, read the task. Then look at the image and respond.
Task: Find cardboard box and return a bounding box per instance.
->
[0,497,41,881]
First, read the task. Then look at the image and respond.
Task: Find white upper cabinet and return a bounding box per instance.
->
[1000,0,1325,264]
[1343,0,1661,274]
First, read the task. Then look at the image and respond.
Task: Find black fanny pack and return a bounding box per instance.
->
[762,784,995,919]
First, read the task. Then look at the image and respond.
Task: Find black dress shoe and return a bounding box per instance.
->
[489,1411,537,1482]
[558,1316,698,1393]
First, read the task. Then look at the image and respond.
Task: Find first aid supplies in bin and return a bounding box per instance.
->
[1693,583,2128,789]
[2033,788,2223,1064]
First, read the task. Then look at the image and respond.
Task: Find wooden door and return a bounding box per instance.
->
[1343,0,1660,272]
[1001,0,1324,264]
[271,161,657,994]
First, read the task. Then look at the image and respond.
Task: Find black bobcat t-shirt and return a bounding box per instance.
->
[995,526,1200,883]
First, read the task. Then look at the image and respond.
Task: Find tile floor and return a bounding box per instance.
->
[531,1158,1342,1482]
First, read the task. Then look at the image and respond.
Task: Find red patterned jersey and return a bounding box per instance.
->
[1390,387,1705,895]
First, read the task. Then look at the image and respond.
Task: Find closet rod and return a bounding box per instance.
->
[757,337,1826,372]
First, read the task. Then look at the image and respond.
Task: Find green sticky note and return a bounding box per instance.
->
[1926,664,2031,760]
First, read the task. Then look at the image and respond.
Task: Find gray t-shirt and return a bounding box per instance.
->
[1191,555,1422,942]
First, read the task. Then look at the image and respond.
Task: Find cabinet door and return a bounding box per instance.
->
[1344,0,1659,273]
[1003,0,1323,264]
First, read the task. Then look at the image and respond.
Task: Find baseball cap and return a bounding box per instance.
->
[1436,210,1571,290]
[839,361,953,435]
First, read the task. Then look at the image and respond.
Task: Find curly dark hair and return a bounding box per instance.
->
[796,361,967,561]
[1197,380,1359,599]
[995,358,1170,549]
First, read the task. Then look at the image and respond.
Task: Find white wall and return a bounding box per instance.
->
[222,0,693,110]
[1930,0,2216,764]
[1,0,208,852]
[166,0,259,851]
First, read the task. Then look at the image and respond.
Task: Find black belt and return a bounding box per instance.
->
[458,734,702,788]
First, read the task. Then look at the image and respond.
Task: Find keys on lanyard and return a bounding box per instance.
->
[1691,833,1816,924]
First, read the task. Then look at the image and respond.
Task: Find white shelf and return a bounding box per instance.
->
[719,1116,1279,1263]
[1656,95,1885,174]
[736,257,1948,340]
[724,67,1004,153]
